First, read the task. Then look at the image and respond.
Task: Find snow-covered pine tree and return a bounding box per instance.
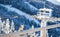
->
[32,25,34,29]
[10,20,15,32]
[31,25,35,37]
[1,21,6,33]
[4,19,10,34]
[51,35,52,37]
[0,17,2,33]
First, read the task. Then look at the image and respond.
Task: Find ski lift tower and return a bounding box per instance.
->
[37,1,52,37]
[39,7,52,37]
[32,1,52,37]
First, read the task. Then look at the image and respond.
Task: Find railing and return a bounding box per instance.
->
[0,23,60,37]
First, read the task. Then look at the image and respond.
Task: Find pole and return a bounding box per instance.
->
[40,19,47,37]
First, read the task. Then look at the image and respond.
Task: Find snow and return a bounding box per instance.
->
[0,4,40,24]
[57,0,60,2]
[47,0,60,5]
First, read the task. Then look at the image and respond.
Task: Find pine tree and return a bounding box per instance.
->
[10,20,15,32]
[4,19,10,34]
[32,25,34,29]
[0,17,2,33]
[51,35,52,37]
[1,21,6,33]
[31,25,35,37]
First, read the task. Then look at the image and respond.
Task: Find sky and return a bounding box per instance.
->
[47,0,60,5]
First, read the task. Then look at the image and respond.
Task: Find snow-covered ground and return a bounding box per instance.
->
[47,0,60,5]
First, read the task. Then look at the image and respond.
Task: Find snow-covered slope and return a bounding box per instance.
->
[0,4,40,30]
[47,0,60,5]
[0,0,60,37]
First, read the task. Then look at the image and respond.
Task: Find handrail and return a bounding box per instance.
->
[0,24,60,37]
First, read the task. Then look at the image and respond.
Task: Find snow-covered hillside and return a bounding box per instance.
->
[0,0,60,37]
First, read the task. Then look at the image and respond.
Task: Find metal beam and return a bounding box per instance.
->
[32,15,60,22]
